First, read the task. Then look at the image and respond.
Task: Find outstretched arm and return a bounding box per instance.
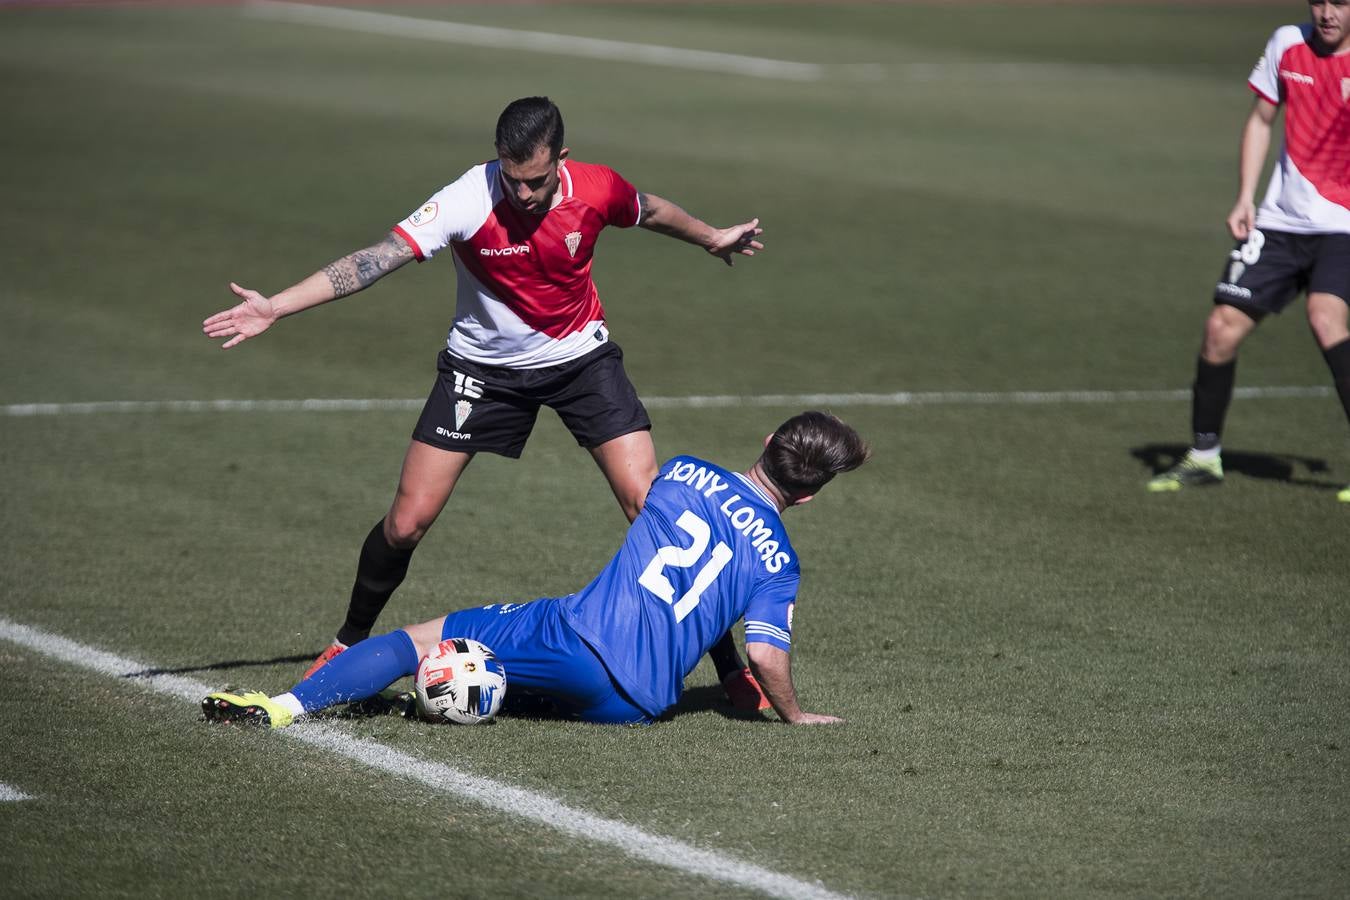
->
[637,192,764,266]
[1226,96,1277,241]
[202,231,415,349]
[746,642,842,725]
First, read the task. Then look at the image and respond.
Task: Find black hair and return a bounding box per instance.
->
[759,411,871,496]
[494,97,565,163]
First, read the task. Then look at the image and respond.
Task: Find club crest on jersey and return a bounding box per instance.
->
[564,231,582,258]
[454,400,472,431]
[409,201,438,227]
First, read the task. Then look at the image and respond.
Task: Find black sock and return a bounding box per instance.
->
[1323,339,1350,430]
[336,520,415,647]
[1192,357,1236,451]
[707,631,745,682]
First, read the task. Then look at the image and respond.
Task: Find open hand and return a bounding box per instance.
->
[791,712,845,725]
[203,282,278,349]
[707,218,764,266]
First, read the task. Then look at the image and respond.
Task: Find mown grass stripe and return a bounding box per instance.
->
[0,616,858,900]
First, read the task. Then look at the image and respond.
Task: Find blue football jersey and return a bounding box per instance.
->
[559,455,801,716]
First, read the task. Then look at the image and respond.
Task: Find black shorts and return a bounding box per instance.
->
[411,341,651,458]
[1213,229,1350,317]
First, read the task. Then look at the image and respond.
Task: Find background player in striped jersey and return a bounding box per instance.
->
[1148,2,1350,501]
[202,411,870,728]
[202,97,772,704]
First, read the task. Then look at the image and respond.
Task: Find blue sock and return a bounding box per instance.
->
[289,630,420,713]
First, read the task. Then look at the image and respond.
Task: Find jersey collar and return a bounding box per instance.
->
[489,159,574,210]
[558,160,574,202]
[733,472,778,511]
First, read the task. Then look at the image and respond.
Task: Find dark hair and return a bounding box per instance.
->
[494,97,565,163]
[760,411,870,496]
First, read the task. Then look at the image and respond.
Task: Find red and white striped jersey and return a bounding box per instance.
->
[1248,25,1350,234]
[394,160,641,368]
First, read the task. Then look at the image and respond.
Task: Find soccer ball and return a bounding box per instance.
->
[414,638,507,725]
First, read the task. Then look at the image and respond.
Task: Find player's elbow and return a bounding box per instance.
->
[746,642,789,678]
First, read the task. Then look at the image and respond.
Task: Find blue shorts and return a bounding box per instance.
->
[439,598,652,725]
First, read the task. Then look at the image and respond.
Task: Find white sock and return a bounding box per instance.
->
[1190,446,1221,462]
[272,692,306,718]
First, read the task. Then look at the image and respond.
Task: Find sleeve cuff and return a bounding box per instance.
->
[1247,81,1279,106]
[392,224,426,262]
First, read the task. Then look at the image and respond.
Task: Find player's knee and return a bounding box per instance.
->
[1201,309,1248,362]
[1308,316,1346,349]
[383,510,432,548]
[1307,298,1349,348]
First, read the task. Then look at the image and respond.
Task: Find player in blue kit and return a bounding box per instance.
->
[203,411,869,727]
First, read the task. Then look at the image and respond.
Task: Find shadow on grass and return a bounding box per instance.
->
[124,651,319,679]
[1133,443,1342,492]
[325,683,765,725]
[160,652,764,724]
[661,684,768,723]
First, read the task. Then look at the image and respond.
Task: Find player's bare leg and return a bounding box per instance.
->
[305,442,472,677]
[384,441,474,546]
[1201,302,1259,364]
[1307,292,1349,351]
[589,430,659,524]
[1308,292,1350,502]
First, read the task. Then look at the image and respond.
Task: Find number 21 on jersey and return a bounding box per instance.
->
[638,510,733,622]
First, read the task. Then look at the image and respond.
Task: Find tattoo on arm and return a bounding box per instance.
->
[638,192,654,226]
[322,233,415,299]
[323,261,358,297]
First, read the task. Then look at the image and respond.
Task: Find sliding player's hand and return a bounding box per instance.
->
[790,712,844,726]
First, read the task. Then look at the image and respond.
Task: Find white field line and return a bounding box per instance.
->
[245,1,824,82]
[0,617,856,900]
[238,3,1192,86]
[0,783,34,802]
[0,386,1331,418]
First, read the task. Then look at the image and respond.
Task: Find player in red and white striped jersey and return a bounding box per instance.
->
[203,98,772,705]
[1148,2,1350,502]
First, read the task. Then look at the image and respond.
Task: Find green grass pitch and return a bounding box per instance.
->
[1,2,1346,897]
